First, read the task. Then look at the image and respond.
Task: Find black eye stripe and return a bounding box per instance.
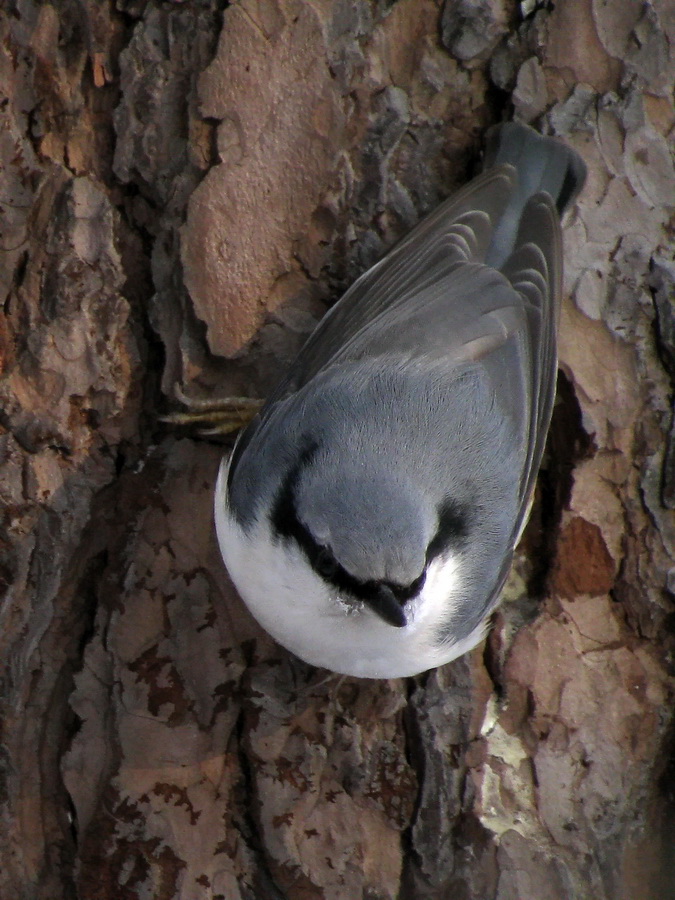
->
[270,440,321,557]
[315,547,338,578]
[426,498,469,562]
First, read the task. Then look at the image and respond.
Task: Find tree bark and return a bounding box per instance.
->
[1,1,674,898]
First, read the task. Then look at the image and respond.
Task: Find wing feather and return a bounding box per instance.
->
[500,193,561,543]
[268,167,517,397]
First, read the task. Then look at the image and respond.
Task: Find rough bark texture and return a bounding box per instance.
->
[1,1,674,898]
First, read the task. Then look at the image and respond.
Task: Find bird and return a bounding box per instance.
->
[213,122,586,679]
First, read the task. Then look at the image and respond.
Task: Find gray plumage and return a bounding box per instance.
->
[222,122,586,665]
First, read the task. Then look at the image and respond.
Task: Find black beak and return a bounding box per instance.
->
[365,584,407,628]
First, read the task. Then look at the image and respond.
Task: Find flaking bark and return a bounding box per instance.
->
[1,1,674,898]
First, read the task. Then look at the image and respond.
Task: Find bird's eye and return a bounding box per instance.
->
[315,547,337,578]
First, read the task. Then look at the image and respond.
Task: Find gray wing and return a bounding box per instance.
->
[230,165,516,466]
[268,164,517,396]
[230,168,562,551]
[500,192,562,541]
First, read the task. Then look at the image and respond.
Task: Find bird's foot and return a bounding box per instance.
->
[161,384,264,437]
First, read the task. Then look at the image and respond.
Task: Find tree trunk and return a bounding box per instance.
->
[1,1,674,898]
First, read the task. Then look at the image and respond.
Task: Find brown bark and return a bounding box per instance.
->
[1,1,674,898]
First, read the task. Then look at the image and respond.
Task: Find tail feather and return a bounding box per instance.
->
[483,122,586,268]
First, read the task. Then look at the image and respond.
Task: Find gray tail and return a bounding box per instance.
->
[483,122,587,268]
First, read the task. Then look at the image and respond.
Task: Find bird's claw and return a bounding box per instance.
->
[161,386,264,436]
